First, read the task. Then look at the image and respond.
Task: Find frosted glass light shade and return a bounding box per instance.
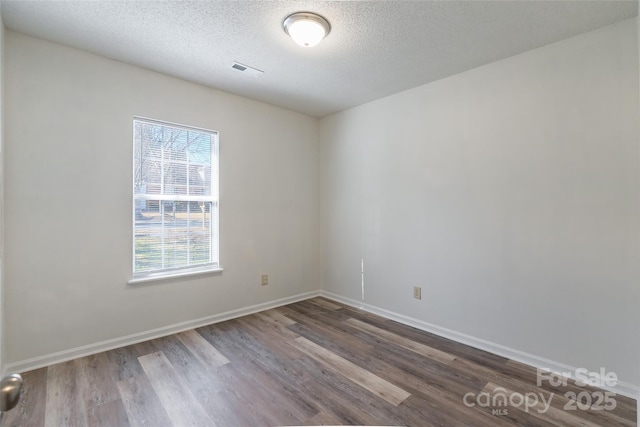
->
[283,12,331,47]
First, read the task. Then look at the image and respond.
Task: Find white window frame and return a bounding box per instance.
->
[129,117,221,284]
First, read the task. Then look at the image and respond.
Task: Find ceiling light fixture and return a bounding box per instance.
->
[283,12,331,48]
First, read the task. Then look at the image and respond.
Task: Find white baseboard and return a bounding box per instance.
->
[4,290,321,375]
[5,288,638,401]
[320,290,640,400]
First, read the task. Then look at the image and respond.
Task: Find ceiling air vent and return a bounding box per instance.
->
[231,61,264,77]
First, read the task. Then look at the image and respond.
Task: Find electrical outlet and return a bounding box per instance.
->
[413,286,421,300]
[261,274,268,286]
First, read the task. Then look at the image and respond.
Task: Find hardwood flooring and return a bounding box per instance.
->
[4,297,637,426]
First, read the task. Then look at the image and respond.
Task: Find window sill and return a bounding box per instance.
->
[128,266,224,285]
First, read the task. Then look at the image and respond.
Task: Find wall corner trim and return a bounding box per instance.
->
[319,290,640,399]
[3,290,321,375]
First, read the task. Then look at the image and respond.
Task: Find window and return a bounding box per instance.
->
[132,118,219,280]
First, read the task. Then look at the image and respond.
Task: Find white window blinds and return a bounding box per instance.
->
[133,118,219,277]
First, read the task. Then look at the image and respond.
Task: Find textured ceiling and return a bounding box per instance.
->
[1,1,637,117]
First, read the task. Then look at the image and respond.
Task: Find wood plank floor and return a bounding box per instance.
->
[4,297,637,426]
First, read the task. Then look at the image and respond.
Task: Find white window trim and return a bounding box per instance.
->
[128,265,224,285]
[130,116,221,283]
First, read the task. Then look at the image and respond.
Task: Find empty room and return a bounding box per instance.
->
[0,0,637,426]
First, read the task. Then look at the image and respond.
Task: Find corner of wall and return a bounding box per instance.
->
[315,117,325,293]
[0,6,6,375]
[636,11,640,426]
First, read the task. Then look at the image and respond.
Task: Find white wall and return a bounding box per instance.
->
[320,18,640,386]
[4,31,319,364]
[0,9,5,373]
[637,12,640,423]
